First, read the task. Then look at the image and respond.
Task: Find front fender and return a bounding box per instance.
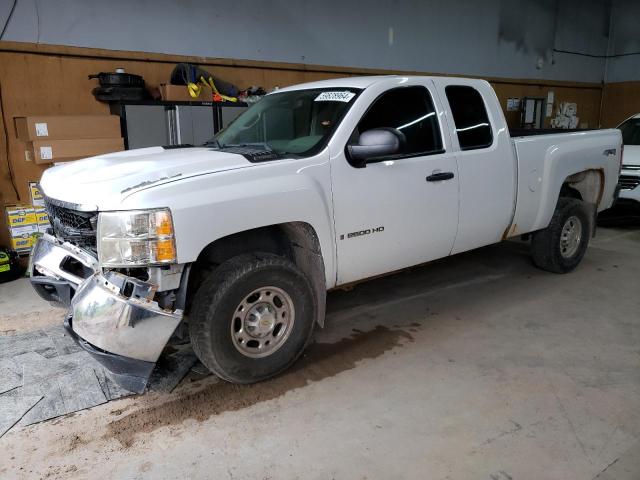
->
[121,155,337,288]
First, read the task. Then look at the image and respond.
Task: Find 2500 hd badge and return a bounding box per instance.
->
[340,226,385,240]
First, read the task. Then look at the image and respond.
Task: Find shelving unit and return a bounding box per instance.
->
[109,100,248,149]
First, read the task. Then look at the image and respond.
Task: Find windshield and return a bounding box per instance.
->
[210,88,360,156]
[619,118,640,145]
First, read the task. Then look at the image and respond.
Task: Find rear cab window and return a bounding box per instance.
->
[445,86,493,150]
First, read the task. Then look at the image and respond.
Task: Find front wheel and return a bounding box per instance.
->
[188,253,317,383]
[530,197,592,273]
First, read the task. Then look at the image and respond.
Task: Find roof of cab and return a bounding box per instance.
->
[274,75,432,93]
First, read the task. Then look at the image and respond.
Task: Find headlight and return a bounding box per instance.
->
[97,208,177,267]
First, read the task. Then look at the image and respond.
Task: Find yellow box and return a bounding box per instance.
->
[34,206,49,226]
[5,205,37,228]
[29,182,45,207]
[10,224,38,251]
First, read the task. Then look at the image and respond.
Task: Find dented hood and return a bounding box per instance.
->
[39,146,253,210]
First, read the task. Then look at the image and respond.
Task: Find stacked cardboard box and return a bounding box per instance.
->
[14,115,124,164]
[5,204,38,253]
[3,183,49,254]
[4,115,123,253]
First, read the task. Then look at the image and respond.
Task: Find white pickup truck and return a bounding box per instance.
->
[30,75,622,392]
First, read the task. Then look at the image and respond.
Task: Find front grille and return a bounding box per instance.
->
[618,175,640,191]
[44,198,98,252]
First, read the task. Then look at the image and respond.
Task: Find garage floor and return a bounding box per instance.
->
[1,226,639,480]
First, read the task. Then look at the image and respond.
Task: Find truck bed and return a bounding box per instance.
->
[509,128,596,137]
[509,128,621,237]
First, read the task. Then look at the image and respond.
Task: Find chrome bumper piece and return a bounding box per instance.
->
[71,272,182,363]
[618,169,640,203]
[29,235,183,391]
[30,233,98,288]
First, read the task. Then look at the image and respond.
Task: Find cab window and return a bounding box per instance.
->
[356,86,443,157]
[445,86,493,150]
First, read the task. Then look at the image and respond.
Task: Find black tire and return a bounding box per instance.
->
[531,197,592,274]
[188,253,316,383]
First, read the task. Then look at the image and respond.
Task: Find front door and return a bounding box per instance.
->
[330,82,460,285]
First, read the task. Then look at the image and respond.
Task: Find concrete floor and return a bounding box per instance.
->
[1,226,639,479]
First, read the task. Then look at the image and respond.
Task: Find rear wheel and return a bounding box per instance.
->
[188,253,316,383]
[530,197,592,273]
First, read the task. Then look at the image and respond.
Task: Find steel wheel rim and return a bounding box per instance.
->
[231,286,295,358]
[559,215,583,259]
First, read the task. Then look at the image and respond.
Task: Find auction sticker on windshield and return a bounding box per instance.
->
[315,91,356,102]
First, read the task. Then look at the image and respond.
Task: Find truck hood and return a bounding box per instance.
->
[623,145,640,167]
[39,146,253,209]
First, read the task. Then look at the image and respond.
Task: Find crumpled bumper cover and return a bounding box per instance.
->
[63,315,156,393]
[29,235,183,393]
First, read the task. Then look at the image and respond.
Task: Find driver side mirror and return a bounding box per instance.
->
[347,128,404,167]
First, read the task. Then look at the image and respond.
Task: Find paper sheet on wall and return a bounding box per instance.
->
[545,102,553,117]
[524,99,536,123]
[39,146,53,160]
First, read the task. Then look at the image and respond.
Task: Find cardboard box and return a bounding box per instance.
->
[15,115,121,142]
[3,204,40,253]
[29,138,124,164]
[5,204,37,228]
[159,84,213,102]
[29,182,45,206]
[34,206,49,226]
[9,224,38,252]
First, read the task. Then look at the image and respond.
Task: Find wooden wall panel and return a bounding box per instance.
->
[492,82,602,130]
[600,81,640,128]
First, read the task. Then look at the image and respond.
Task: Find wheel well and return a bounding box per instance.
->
[560,169,604,206]
[186,222,327,326]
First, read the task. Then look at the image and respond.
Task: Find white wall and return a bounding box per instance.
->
[0,0,611,83]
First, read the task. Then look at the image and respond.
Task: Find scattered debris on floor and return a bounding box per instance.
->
[147,344,198,394]
[0,326,198,437]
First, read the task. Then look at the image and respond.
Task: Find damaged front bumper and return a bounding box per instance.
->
[30,234,183,393]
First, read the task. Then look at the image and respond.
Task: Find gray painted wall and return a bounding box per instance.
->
[0,0,613,83]
[606,0,640,82]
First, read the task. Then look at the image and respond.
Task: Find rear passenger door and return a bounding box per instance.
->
[432,78,516,254]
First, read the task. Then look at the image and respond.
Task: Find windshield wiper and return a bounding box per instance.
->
[203,139,221,148]
[219,142,274,152]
